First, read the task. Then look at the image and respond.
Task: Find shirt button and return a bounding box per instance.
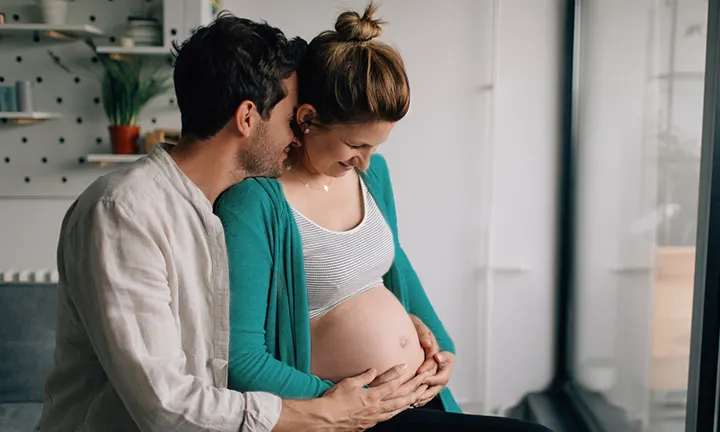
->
[210,358,227,370]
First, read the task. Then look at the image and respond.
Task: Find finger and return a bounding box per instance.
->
[414,397,432,408]
[368,374,385,388]
[434,352,453,368]
[414,385,442,408]
[419,385,442,402]
[382,372,429,401]
[423,369,451,387]
[417,329,434,349]
[416,384,429,397]
[414,397,431,408]
[369,364,408,398]
[379,387,417,413]
[375,406,408,423]
[411,384,428,405]
[422,332,439,357]
[345,367,379,388]
[410,315,437,352]
[369,363,408,387]
[414,397,433,408]
[416,359,438,375]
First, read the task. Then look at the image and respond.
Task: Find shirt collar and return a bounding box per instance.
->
[147,142,213,211]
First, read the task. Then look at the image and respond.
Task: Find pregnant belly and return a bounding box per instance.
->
[309,286,424,384]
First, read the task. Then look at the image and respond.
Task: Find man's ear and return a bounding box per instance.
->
[234,100,257,137]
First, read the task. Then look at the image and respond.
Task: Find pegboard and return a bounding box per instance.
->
[0,0,192,198]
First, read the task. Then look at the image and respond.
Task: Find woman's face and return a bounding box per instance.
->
[297,112,396,177]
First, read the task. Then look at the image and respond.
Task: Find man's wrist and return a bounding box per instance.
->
[272,398,330,432]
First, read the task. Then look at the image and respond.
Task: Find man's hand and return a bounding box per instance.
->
[409,314,439,376]
[414,352,454,408]
[368,364,429,404]
[274,364,421,432]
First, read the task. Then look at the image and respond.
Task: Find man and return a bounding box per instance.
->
[39,14,435,432]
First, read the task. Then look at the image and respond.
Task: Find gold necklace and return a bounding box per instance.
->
[285,164,334,192]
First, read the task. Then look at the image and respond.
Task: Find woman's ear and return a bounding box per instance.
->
[234,100,257,137]
[295,104,317,131]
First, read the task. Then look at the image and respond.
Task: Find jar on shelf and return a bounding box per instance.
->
[125,16,162,47]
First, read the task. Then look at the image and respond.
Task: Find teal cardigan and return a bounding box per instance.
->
[214,154,461,413]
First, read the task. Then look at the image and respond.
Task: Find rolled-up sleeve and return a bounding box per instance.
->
[244,392,283,431]
[65,199,282,432]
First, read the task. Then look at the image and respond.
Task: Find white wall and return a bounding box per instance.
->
[0,0,563,414]
[0,198,72,272]
[484,0,561,412]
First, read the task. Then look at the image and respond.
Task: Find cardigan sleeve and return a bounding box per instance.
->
[369,155,456,355]
[215,181,333,399]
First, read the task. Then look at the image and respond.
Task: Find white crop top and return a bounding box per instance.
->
[291,177,395,319]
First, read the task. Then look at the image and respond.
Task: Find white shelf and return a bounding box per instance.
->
[85,154,143,166]
[0,24,104,39]
[95,46,169,55]
[0,112,61,124]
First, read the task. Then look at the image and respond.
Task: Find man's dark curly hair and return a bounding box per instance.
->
[172,12,307,139]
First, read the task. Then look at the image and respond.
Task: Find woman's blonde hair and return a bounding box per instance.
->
[297,2,410,125]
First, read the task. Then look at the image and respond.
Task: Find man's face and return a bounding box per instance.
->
[239,74,298,178]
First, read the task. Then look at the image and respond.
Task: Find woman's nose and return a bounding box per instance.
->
[355,154,371,171]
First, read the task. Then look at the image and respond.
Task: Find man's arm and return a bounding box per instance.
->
[65,200,279,431]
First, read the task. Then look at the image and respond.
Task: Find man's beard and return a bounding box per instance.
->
[238,123,286,178]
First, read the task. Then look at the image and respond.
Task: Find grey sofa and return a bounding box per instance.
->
[0,283,57,432]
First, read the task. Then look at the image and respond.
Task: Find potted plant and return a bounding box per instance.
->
[48,40,172,154]
[96,55,172,154]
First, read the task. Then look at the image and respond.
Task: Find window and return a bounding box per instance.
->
[572,0,707,430]
[510,1,720,430]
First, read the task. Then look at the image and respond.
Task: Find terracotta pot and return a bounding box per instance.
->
[109,125,140,155]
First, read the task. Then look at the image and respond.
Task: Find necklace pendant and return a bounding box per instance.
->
[323,185,329,192]
[304,184,309,189]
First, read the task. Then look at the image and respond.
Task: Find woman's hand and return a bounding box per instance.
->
[408,314,441,376]
[413,351,454,408]
[407,314,455,408]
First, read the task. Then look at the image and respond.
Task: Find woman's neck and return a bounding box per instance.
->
[286,150,334,184]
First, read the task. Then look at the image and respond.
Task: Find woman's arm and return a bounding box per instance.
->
[369,154,456,354]
[216,183,333,399]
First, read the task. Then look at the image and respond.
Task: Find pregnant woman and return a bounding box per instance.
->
[216,3,552,431]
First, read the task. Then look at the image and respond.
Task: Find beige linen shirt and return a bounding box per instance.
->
[39,144,282,432]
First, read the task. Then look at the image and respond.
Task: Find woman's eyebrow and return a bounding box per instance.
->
[342,137,374,147]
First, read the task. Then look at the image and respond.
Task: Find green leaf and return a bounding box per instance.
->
[97,55,172,126]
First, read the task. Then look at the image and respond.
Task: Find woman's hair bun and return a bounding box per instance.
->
[334,2,384,42]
